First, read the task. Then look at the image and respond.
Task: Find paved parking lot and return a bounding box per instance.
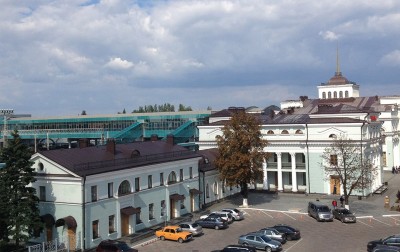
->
[133,207,400,252]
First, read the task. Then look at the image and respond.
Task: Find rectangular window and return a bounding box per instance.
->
[189,167,193,179]
[109,215,115,234]
[160,173,164,186]
[330,155,338,165]
[180,169,183,181]
[273,154,277,162]
[92,220,99,239]
[136,212,142,224]
[108,182,113,198]
[148,175,152,189]
[180,201,185,209]
[135,177,140,192]
[382,152,387,166]
[149,203,154,220]
[39,186,46,201]
[161,200,166,217]
[91,186,97,202]
[288,172,292,186]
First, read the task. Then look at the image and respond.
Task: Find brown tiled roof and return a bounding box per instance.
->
[198,148,218,172]
[39,141,201,177]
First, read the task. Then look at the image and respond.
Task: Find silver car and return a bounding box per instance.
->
[307,201,334,222]
[221,208,245,221]
[255,228,286,244]
[238,233,282,252]
[178,222,203,236]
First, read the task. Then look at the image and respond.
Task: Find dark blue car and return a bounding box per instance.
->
[194,216,228,230]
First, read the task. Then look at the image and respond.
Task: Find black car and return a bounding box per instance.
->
[269,224,301,241]
[194,216,228,230]
[220,244,257,252]
[373,245,400,252]
[96,239,138,252]
[368,235,400,252]
[332,207,357,223]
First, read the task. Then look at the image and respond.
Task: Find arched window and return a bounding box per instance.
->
[334,91,337,98]
[222,180,225,193]
[329,134,337,139]
[267,130,274,135]
[213,182,218,195]
[295,130,303,134]
[339,91,343,98]
[118,180,131,196]
[167,171,177,185]
[38,162,44,171]
[322,92,326,99]
[206,184,210,198]
[328,92,332,99]
[281,130,289,134]
[345,91,349,98]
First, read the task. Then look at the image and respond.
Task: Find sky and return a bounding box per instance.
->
[0,0,399,117]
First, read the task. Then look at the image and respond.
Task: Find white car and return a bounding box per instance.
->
[221,208,245,221]
[200,211,233,223]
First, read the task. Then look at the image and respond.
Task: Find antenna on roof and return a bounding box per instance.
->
[336,42,341,76]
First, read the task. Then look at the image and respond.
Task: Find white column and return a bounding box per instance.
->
[277,153,283,191]
[291,152,298,192]
[263,160,268,190]
[394,139,400,166]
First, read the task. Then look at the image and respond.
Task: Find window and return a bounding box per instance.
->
[109,215,115,234]
[161,200,166,217]
[92,220,99,239]
[222,180,225,193]
[328,92,332,99]
[345,90,349,97]
[148,175,152,189]
[288,172,292,186]
[39,186,46,201]
[180,169,184,181]
[322,92,326,99]
[160,173,164,186]
[295,129,303,134]
[167,171,177,185]
[180,201,185,209]
[334,91,337,98]
[330,155,338,165]
[301,153,306,163]
[273,153,277,162]
[91,186,97,202]
[267,130,274,135]
[136,212,142,224]
[118,180,131,196]
[213,182,218,195]
[108,182,113,198]
[206,184,210,198]
[135,177,140,192]
[38,162,44,171]
[339,91,343,98]
[149,203,154,220]
[281,130,289,134]
[189,167,193,179]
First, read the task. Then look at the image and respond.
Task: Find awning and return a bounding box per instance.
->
[41,214,55,228]
[169,193,185,201]
[120,206,141,215]
[189,188,203,195]
[55,216,77,229]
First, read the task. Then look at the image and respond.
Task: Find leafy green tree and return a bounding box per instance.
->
[320,136,378,205]
[0,130,41,247]
[178,104,192,111]
[215,110,269,207]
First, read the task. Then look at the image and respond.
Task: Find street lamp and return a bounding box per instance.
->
[1,109,14,148]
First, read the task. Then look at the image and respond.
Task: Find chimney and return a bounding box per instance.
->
[106,139,116,155]
[166,134,174,145]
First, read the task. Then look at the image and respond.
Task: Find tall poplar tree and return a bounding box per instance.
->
[0,130,41,247]
[215,110,269,207]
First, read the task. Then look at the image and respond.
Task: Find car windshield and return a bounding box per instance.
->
[260,235,272,242]
[318,206,330,212]
[191,223,199,228]
[233,209,240,213]
[116,243,131,250]
[340,209,351,214]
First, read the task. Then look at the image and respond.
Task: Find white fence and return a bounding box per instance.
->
[27,237,68,252]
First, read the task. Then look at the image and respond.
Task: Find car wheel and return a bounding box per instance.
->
[215,225,220,230]
[341,218,344,223]
[178,238,183,243]
[282,234,287,241]
[287,235,292,241]
[243,242,249,246]
[160,236,165,241]
[265,246,272,252]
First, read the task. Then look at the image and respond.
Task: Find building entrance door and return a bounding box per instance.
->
[121,214,129,236]
[330,176,340,195]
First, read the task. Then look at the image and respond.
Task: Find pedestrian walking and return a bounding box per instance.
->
[332,199,337,209]
[340,195,344,207]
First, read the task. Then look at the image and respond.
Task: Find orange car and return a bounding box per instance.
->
[155,225,193,243]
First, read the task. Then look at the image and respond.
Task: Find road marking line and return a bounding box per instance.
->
[260,210,274,218]
[372,217,392,226]
[384,216,400,225]
[282,212,297,220]
[357,219,373,227]
[284,238,302,251]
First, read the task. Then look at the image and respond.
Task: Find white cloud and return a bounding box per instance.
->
[105,57,134,69]
[379,50,400,66]
[319,31,340,41]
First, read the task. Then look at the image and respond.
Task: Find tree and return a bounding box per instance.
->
[320,136,378,205]
[215,110,269,207]
[0,130,41,247]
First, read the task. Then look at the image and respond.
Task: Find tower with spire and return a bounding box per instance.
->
[317,46,360,99]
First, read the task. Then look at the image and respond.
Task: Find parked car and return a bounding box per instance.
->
[219,244,257,252]
[270,224,301,241]
[368,235,400,252]
[155,225,193,243]
[307,201,334,222]
[221,208,245,221]
[238,233,282,252]
[96,239,138,252]
[373,245,400,252]
[255,228,286,244]
[332,207,357,223]
[194,216,228,230]
[178,222,203,236]
[200,211,234,223]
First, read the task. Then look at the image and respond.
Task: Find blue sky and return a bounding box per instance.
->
[1,0,399,116]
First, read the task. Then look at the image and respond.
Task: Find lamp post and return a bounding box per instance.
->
[1,109,14,148]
